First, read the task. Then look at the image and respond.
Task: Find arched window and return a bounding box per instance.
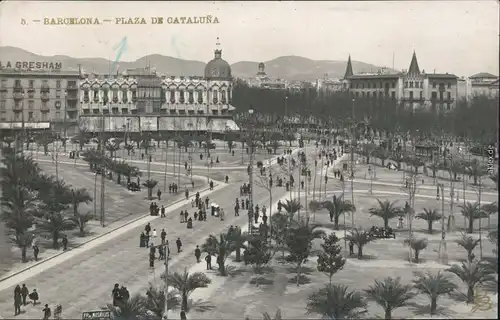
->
[131,89,137,103]
[122,89,128,103]
[188,91,194,104]
[112,89,119,103]
[227,89,231,103]
[197,90,203,103]
[179,90,185,103]
[170,89,176,103]
[83,90,89,103]
[212,89,218,103]
[102,88,109,105]
[221,90,226,103]
[93,89,99,102]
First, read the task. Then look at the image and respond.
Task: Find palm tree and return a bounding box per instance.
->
[306,284,367,319]
[345,228,377,259]
[308,200,322,222]
[364,277,415,320]
[412,271,457,315]
[427,157,440,180]
[11,232,34,263]
[415,208,442,234]
[480,202,498,228]
[447,261,496,303]
[106,141,120,159]
[106,293,147,319]
[144,284,180,319]
[369,199,402,229]
[282,199,302,221]
[322,195,356,230]
[124,143,134,156]
[466,159,487,185]
[404,238,428,263]
[142,179,158,200]
[70,188,92,217]
[36,212,76,249]
[459,202,487,234]
[71,211,94,236]
[262,308,282,320]
[362,143,377,164]
[456,233,481,262]
[227,227,247,262]
[202,233,236,276]
[162,268,211,312]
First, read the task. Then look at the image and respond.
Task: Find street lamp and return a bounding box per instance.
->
[436,182,448,264]
[63,90,68,152]
[247,108,255,233]
[350,98,356,229]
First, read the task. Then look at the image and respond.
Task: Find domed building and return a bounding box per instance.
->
[247,62,287,90]
[78,38,238,136]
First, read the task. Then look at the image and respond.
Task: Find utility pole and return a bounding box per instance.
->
[437,183,448,264]
[63,90,67,153]
[100,111,106,227]
[477,175,483,259]
[350,98,356,229]
[162,243,170,320]
[163,139,168,193]
[248,108,255,233]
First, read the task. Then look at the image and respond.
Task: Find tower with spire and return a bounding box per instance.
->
[403,51,425,109]
[344,55,354,79]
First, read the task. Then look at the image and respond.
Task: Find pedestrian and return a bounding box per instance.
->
[180,210,185,223]
[195,245,201,263]
[62,235,68,251]
[180,310,187,320]
[21,284,29,306]
[205,253,212,270]
[185,188,189,199]
[161,205,165,218]
[29,289,39,305]
[191,199,195,207]
[14,285,21,315]
[33,245,39,261]
[161,229,166,244]
[349,241,354,256]
[225,175,229,183]
[176,237,182,253]
[112,283,120,306]
[184,211,188,222]
[145,223,151,236]
[42,304,51,320]
[149,252,155,268]
[157,189,162,200]
[152,229,157,238]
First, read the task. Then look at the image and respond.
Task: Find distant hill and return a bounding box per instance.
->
[0,46,392,81]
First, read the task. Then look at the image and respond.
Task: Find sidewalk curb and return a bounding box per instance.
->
[0,182,222,284]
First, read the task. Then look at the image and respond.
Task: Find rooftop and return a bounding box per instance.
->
[469,72,498,79]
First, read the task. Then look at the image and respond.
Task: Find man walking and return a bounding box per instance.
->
[195,245,201,263]
[176,237,182,253]
[161,205,165,218]
[205,253,212,270]
[157,189,162,200]
[161,229,167,244]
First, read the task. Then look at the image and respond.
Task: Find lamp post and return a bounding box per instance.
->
[247,108,255,233]
[350,98,356,229]
[63,90,68,153]
[436,182,448,264]
[161,242,170,320]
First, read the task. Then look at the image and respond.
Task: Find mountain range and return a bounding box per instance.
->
[0,46,393,81]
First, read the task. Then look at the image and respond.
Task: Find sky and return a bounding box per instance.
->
[0,1,498,77]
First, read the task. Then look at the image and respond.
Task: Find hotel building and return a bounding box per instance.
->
[0,68,80,134]
[344,52,459,110]
[246,62,288,90]
[78,41,239,136]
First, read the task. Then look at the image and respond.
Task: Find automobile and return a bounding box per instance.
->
[127,182,141,192]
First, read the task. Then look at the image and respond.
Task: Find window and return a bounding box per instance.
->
[447,103,451,110]
[0,79,7,88]
[121,90,127,103]
[392,82,396,88]
[439,92,443,100]
[55,111,61,119]
[55,101,61,109]
[349,83,353,89]
[366,92,370,98]
[410,81,413,88]
[405,82,408,88]
[373,92,377,98]
[361,92,365,98]
[112,89,118,103]
[409,91,414,99]
[41,113,48,121]
[41,102,48,110]
[420,91,423,99]
[28,101,34,109]
[28,91,34,98]
[212,90,218,103]
[179,90,185,103]
[29,80,34,88]
[367,83,371,89]
[380,82,383,89]
[188,91,194,104]
[0,92,6,99]
[56,90,61,98]
[431,92,437,100]
[221,91,226,103]
[56,80,61,89]
[355,92,359,98]
[420,82,423,88]
[447,92,451,100]
[28,112,34,121]
[432,82,436,89]
[14,113,21,121]
[447,83,451,89]
[0,100,5,109]
[391,91,395,99]
[68,80,76,87]
[93,90,99,102]
[170,90,176,103]
[197,90,203,103]
[14,80,22,87]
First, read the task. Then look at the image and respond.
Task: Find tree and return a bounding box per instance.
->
[281,199,302,220]
[466,159,487,185]
[459,202,488,234]
[308,200,322,222]
[226,226,247,262]
[106,141,120,159]
[364,277,415,320]
[316,233,346,284]
[481,202,498,228]
[71,211,94,236]
[456,233,481,262]
[412,271,457,315]
[70,188,92,217]
[415,208,441,234]
[286,222,325,286]
[202,233,235,276]
[142,179,158,200]
[322,195,356,230]
[369,199,402,229]
[246,235,273,273]
[162,268,211,312]
[106,294,147,319]
[124,143,134,156]
[374,147,389,167]
[270,213,290,257]
[306,284,367,320]
[36,212,76,249]
[404,238,428,263]
[262,308,282,320]
[144,284,180,318]
[345,228,377,259]
[361,143,377,164]
[447,261,496,304]
[490,171,498,190]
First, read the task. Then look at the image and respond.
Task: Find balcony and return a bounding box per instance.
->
[13,92,24,100]
[13,104,23,111]
[66,94,78,100]
[66,103,77,110]
[41,105,50,112]
[41,93,50,101]
[66,85,78,90]
[401,97,425,101]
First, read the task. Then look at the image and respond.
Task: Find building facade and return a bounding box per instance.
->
[78,41,238,135]
[0,68,80,133]
[465,72,499,100]
[246,62,288,90]
[344,52,459,110]
[316,73,345,94]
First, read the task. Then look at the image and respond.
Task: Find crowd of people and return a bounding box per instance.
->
[13,284,42,317]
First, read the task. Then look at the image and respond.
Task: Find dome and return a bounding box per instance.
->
[204,49,232,80]
[258,62,265,69]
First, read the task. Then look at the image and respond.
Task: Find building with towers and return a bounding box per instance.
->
[343,52,459,110]
[78,38,238,136]
[246,62,287,90]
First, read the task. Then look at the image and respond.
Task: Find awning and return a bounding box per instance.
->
[158,117,208,131]
[0,122,51,129]
[208,119,240,133]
